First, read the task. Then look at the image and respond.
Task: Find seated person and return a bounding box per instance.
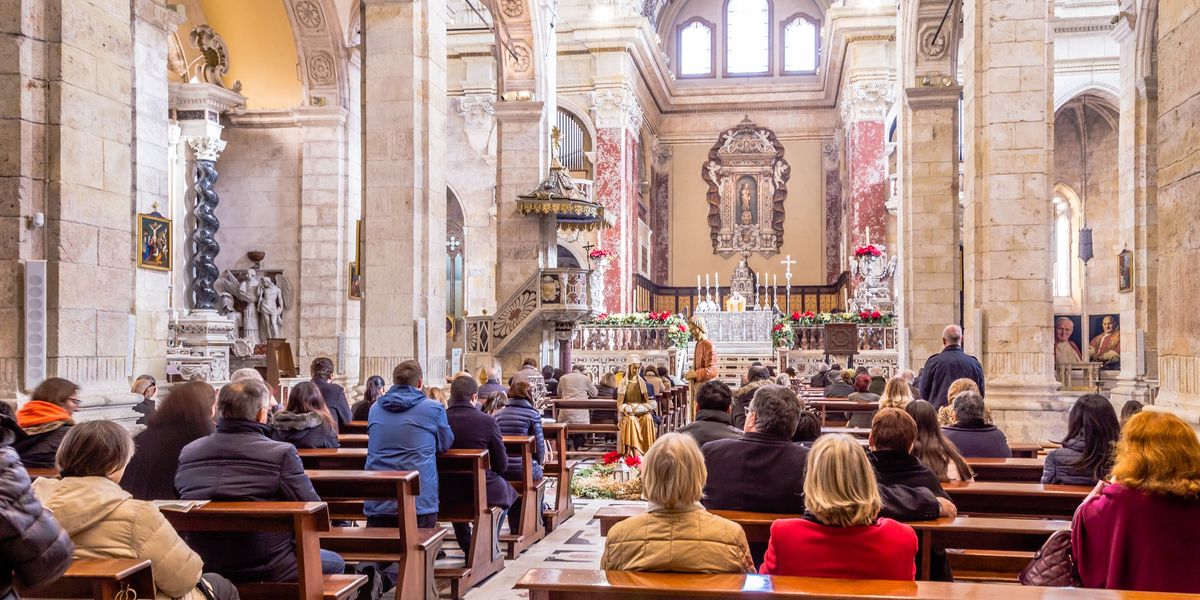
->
[35,421,237,600]
[176,381,346,583]
[809,364,830,388]
[941,391,1011,458]
[477,368,507,401]
[122,381,217,500]
[601,433,753,573]
[443,376,516,554]
[678,380,742,448]
[662,365,686,387]
[847,374,882,428]
[936,378,980,426]
[823,369,857,398]
[351,375,387,422]
[495,381,545,533]
[732,366,772,429]
[867,367,887,395]
[309,357,352,429]
[271,381,340,449]
[14,378,80,468]
[906,400,975,482]
[791,408,822,446]
[1042,394,1120,486]
[556,364,598,426]
[760,434,919,581]
[1073,411,1200,593]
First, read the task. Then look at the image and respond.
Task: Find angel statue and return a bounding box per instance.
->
[257,275,293,340]
[213,269,262,347]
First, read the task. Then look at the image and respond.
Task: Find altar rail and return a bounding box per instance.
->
[790,324,899,352]
[632,272,851,316]
[572,325,677,352]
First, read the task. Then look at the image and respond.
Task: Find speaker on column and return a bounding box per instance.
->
[24,260,47,390]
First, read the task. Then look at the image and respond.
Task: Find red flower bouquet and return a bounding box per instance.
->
[854,245,883,257]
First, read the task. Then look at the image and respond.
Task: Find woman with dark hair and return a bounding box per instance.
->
[352,375,387,421]
[1042,394,1119,486]
[905,400,974,482]
[495,381,545,535]
[14,378,80,468]
[121,381,217,500]
[1120,400,1144,426]
[272,381,339,449]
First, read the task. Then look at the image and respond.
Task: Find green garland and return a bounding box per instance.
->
[581,311,692,349]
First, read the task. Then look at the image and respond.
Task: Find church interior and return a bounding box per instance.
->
[3,0,1200,598]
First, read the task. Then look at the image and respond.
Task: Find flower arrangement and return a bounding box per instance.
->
[784,310,897,327]
[571,453,643,500]
[583,311,693,348]
[602,450,642,469]
[588,248,616,261]
[772,319,796,348]
[854,245,883,257]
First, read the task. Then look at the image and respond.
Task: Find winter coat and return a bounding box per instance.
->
[444,403,517,509]
[678,409,742,448]
[1041,437,1106,486]
[271,411,339,449]
[760,516,917,581]
[941,420,1011,458]
[601,505,754,573]
[868,376,887,396]
[823,381,855,398]
[32,476,205,600]
[365,385,453,517]
[12,401,74,470]
[731,380,771,429]
[477,380,507,401]
[869,449,952,580]
[494,397,545,481]
[0,416,72,600]
[917,346,985,409]
[312,379,352,429]
[175,418,322,583]
[846,392,881,428]
[350,400,373,422]
[121,422,212,500]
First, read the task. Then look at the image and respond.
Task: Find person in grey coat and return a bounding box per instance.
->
[555,365,598,425]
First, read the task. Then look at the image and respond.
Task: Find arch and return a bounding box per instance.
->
[901,0,961,87]
[282,0,351,108]
[1134,0,1158,83]
[1053,83,1121,116]
[556,242,586,269]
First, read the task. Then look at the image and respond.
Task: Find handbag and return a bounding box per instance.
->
[1018,529,1081,587]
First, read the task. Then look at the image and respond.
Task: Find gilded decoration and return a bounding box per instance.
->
[701,118,790,258]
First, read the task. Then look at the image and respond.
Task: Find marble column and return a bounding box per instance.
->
[360,0,449,382]
[1110,9,1158,407]
[842,81,893,252]
[590,89,643,314]
[650,142,672,284]
[1153,1,1200,422]
[961,0,1061,440]
[898,85,961,372]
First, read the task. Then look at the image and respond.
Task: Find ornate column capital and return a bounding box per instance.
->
[841,80,895,123]
[187,137,227,162]
[589,89,643,131]
[822,138,840,169]
[652,139,672,167]
[456,94,496,129]
[904,85,962,110]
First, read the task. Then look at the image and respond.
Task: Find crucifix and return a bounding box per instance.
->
[780,254,796,313]
[582,242,594,268]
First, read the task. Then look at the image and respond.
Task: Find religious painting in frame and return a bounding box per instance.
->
[136,212,171,271]
[1087,313,1121,370]
[1052,314,1084,365]
[348,261,363,300]
[1118,249,1133,292]
[701,117,790,258]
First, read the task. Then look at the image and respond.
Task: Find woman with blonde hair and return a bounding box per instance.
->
[601,433,753,573]
[879,377,914,410]
[1072,411,1200,593]
[760,434,917,580]
[936,378,986,425]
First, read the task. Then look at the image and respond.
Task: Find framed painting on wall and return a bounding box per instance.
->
[348,261,363,300]
[137,212,171,271]
[1118,249,1133,292]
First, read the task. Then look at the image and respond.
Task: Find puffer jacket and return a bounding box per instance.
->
[12,400,73,470]
[31,476,204,600]
[1042,437,1107,486]
[494,397,544,480]
[365,385,453,517]
[601,506,754,573]
[271,411,339,449]
[0,415,72,600]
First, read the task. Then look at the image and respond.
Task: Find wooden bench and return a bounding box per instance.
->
[942,481,1089,518]
[297,448,505,600]
[161,501,366,600]
[501,435,547,559]
[342,421,368,435]
[964,458,1045,483]
[337,433,368,448]
[305,470,445,600]
[820,426,870,438]
[25,467,59,479]
[17,558,154,600]
[1008,443,1043,459]
[541,423,576,532]
[514,568,1199,599]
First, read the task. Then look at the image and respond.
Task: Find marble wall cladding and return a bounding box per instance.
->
[824,152,843,284]
[594,127,637,312]
[650,172,670,283]
[848,120,888,252]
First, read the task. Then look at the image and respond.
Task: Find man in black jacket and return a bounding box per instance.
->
[678,380,741,447]
[443,376,516,555]
[731,366,771,429]
[310,357,352,428]
[918,325,985,409]
[176,381,346,583]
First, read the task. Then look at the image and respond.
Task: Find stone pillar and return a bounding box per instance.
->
[296,107,350,372]
[1110,10,1158,407]
[589,89,643,314]
[1153,2,1200,421]
[650,142,672,283]
[898,85,961,371]
[842,81,893,252]
[360,0,448,382]
[961,0,1061,439]
[493,100,546,301]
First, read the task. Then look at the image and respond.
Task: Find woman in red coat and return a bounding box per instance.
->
[1072,411,1200,593]
[760,433,918,580]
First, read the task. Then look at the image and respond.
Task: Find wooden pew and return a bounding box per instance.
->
[306,470,445,600]
[17,558,155,600]
[541,423,576,532]
[964,457,1045,483]
[161,502,366,600]
[25,467,59,479]
[1009,443,1043,459]
[514,568,1199,599]
[342,421,368,435]
[338,433,368,448]
[297,448,505,600]
[501,435,547,558]
[820,426,870,438]
[942,481,1089,518]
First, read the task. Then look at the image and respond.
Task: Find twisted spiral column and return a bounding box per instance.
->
[187,137,227,310]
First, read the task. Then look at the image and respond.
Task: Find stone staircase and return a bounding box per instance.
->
[464,267,600,360]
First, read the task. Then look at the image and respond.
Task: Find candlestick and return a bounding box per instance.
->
[715,272,720,308]
[773,274,779,310]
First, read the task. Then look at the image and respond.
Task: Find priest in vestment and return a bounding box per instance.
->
[616,355,657,456]
[685,315,718,421]
[1089,315,1121,367]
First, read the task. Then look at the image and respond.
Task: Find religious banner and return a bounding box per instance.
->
[701,117,790,258]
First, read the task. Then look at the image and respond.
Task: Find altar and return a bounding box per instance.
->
[696,310,775,347]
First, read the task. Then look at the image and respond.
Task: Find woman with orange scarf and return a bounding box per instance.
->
[14,378,79,468]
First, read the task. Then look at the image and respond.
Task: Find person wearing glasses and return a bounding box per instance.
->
[14,378,81,468]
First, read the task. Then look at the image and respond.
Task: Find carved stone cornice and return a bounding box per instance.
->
[904,85,962,110]
[187,137,227,162]
[169,82,247,117]
[588,89,643,131]
[457,94,496,129]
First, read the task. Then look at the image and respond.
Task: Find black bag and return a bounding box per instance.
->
[1018,529,1081,587]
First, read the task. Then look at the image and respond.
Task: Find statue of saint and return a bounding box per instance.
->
[258,277,285,340]
[739,181,754,224]
[684,315,718,420]
[616,355,657,457]
[238,269,262,347]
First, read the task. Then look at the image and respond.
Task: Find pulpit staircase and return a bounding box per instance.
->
[464,267,601,360]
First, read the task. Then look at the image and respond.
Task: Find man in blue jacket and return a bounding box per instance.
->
[365,360,453,529]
